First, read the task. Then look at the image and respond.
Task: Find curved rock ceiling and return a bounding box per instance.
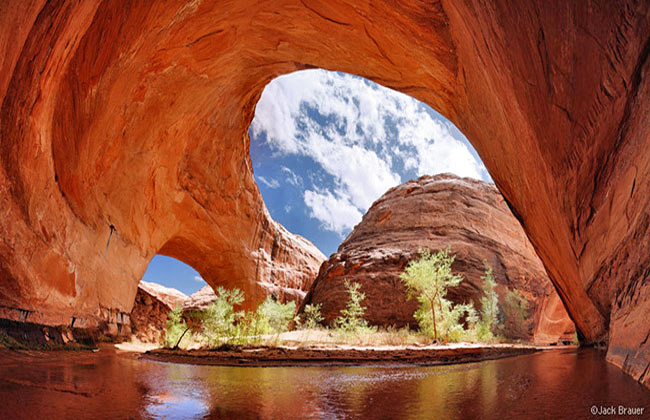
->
[0,1,648,385]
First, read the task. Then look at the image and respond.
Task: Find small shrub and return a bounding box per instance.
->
[231,310,265,345]
[500,289,530,339]
[164,306,190,349]
[301,303,324,329]
[414,299,477,343]
[334,280,369,333]
[258,296,296,334]
[222,296,297,346]
[477,261,499,342]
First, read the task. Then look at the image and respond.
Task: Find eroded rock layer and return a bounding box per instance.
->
[130,281,187,343]
[303,175,575,344]
[0,1,648,385]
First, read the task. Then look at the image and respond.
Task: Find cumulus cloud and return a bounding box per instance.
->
[304,190,363,235]
[250,69,489,235]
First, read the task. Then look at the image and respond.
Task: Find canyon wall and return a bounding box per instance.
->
[0,1,648,385]
[303,174,575,344]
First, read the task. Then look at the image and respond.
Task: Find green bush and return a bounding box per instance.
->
[164,305,190,349]
[202,286,245,346]
[500,289,530,339]
[258,296,296,334]
[334,280,369,333]
[477,261,499,342]
[301,303,324,329]
[413,298,477,343]
[200,290,297,347]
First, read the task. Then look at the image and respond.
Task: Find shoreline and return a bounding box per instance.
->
[141,343,567,368]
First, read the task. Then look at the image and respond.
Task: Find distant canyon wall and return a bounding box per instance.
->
[303,174,575,344]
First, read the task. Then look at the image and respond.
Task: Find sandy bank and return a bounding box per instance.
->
[142,343,566,367]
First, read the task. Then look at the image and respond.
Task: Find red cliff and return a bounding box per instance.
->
[0,1,648,386]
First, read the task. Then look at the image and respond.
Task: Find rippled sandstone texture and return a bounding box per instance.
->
[0,1,648,385]
[303,175,576,344]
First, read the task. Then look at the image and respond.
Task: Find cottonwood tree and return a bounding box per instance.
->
[334,280,369,333]
[478,261,500,341]
[301,303,324,329]
[400,248,469,342]
[202,286,245,346]
[164,305,190,349]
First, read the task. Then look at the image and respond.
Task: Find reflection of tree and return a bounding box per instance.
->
[414,364,482,418]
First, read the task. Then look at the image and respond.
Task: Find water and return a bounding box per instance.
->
[0,347,648,419]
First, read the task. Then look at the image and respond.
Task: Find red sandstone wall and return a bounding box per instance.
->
[304,174,575,344]
[0,0,648,385]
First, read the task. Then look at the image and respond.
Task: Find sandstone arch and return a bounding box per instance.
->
[0,1,649,384]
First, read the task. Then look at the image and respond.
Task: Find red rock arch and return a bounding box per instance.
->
[0,0,649,384]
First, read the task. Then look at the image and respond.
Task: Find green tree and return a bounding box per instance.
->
[202,286,244,346]
[227,296,296,346]
[164,305,190,349]
[400,248,466,342]
[500,289,530,339]
[477,261,499,341]
[334,280,368,332]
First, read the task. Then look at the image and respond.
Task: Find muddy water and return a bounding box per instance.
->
[0,347,648,419]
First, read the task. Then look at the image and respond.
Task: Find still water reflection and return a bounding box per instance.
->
[0,347,648,419]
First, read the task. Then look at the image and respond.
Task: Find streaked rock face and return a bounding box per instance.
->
[182,285,218,313]
[130,281,187,343]
[0,1,648,385]
[303,174,575,344]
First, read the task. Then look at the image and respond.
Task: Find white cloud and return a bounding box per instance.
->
[251,69,489,235]
[257,176,280,189]
[194,275,205,283]
[281,166,302,187]
[396,118,485,179]
[304,190,363,236]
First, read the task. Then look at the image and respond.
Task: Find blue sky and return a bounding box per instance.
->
[141,70,490,295]
[140,255,205,296]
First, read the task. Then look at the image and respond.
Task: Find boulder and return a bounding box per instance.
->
[129,281,187,343]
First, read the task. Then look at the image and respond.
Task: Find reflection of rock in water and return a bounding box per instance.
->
[505,374,532,401]
[1,348,648,419]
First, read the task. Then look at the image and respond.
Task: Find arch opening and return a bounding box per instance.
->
[130,255,202,343]
[140,255,206,297]
[247,69,576,345]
